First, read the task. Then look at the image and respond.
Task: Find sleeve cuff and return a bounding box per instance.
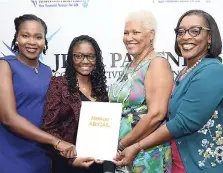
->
[166,117,183,138]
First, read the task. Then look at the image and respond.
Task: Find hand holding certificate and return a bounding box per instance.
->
[76,101,122,161]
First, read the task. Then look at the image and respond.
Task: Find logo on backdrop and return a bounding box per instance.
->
[1,28,61,62]
[30,0,90,8]
[31,0,38,7]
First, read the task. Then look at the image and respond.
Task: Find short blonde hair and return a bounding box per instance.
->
[125,10,157,32]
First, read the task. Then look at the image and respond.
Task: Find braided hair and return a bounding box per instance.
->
[11,14,48,54]
[65,35,108,102]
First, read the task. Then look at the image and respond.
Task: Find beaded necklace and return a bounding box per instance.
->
[181,58,203,79]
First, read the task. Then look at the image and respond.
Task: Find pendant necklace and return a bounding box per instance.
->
[34,62,39,74]
[111,48,154,98]
[34,67,38,74]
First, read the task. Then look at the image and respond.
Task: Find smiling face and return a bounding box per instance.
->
[123,20,153,57]
[177,14,211,60]
[72,42,96,76]
[17,20,45,60]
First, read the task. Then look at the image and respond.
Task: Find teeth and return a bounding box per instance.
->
[127,43,136,48]
[81,67,91,70]
[26,48,36,53]
[182,44,195,50]
[127,43,137,45]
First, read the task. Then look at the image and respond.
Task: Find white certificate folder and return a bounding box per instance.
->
[76,101,122,161]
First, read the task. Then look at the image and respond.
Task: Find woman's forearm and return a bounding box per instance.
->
[139,124,173,150]
[121,110,166,147]
[2,112,59,146]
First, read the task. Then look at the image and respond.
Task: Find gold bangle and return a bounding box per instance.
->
[54,140,62,150]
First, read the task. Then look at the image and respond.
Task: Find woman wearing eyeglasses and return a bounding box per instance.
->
[113,9,223,173]
[41,35,108,173]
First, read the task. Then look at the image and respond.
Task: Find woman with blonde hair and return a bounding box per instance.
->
[109,10,173,173]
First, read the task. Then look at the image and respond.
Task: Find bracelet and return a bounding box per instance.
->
[118,141,126,151]
[54,140,62,150]
[136,141,144,153]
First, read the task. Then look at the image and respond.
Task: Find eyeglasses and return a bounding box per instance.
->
[174,26,210,37]
[73,53,96,62]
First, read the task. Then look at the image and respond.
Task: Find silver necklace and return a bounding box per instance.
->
[34,62,39,74]
[111,67,132,98]
[111,49,154,98]
[34,67,38,74]
[17,56,39,74]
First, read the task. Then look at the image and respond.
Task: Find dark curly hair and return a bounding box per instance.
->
[65,35,108,102]
[11,14,48,55]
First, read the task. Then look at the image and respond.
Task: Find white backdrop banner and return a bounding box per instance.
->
[0,0,222,86]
